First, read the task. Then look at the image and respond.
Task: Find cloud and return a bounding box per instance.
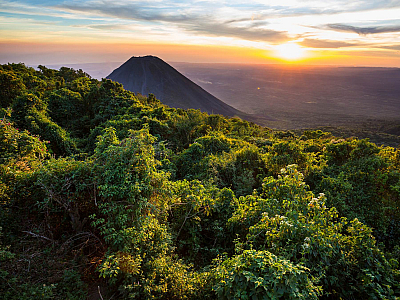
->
[326,23,400,35]
[300,38,359,48]
[4,0,399,49]
[188,23,288,43]
[57,1,198,23]
[377,44,400,51]
[56,1,289,43]
[224,1,400,18]
[359,0,400,10]
[73,24,134,31]
[224,18,269,29]
[224,18,258,24]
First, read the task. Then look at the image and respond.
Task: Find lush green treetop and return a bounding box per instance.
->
[0,63,399,299]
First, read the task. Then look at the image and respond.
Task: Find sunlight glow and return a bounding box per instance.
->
[274,43,307,61]
[0,1,400,66]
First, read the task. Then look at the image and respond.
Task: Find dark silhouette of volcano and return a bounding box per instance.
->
[107,56,255,119]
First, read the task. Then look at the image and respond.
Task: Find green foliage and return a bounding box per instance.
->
[266,140,315,176]
[0,118,48,164]
[58,66,91,82]
[0,69,26,108]
[175,133,247,180]
[0,268,87,300]
[206,144,268,196]
[0,118,48,223]
[169,180,236,266]
[33,157,95,233]
[301,129,331,140]
[168,108,209,149]
[0,274,57,300]
[55,269,88,300]
[213,249,321,300]
[229,117,265,138]
[21,73,47,96]
[230,165,398,299]
[87,79,139,125]
[47,88,85,133]
[1,63,400,299]
[91,127,178,297]
[140,255,211,300]
[94,127,169,220]
[316,139,400,248]
[12,93,76,156]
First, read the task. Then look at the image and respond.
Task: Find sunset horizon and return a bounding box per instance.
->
[1,0,400,67]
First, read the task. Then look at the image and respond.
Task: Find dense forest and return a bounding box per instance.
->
[0,63,399,299]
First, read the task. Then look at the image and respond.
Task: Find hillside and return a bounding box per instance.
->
[107,56,263,121]
[0,63,399,299]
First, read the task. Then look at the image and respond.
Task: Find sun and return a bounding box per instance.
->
[274,43,307,61]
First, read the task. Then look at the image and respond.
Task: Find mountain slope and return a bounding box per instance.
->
[107,56,252,118]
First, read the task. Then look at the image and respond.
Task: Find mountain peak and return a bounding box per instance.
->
[107,56,244,117]
[127,55,162,62]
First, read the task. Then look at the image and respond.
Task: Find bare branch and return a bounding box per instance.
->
[98,286,104,300]
[22,231,54,243]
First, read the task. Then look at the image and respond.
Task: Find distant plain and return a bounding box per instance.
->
[173,63,400,145]
[172,63,400,127]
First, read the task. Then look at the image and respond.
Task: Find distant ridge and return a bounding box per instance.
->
[107,56,254,119]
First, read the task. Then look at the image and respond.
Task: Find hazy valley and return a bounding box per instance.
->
[173,63,400,128]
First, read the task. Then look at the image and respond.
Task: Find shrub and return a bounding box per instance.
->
[230,165,399,299]
[213,249,320,300]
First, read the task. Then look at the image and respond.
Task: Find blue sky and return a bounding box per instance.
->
[1,0,400,66]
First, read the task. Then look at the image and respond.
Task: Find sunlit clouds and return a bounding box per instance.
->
[0,0,400,66]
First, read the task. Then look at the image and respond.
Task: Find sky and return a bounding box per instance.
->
[0,0,400,67]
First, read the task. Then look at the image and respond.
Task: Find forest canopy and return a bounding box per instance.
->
[0,63,399,299]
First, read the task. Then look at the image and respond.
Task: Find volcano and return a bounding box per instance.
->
[107,56,247,118]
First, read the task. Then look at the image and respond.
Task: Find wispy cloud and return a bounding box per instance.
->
[377,44,400,51]
[326,23,400,35]
[73,24,135,31]
[183,21,288,43]
[56,1,289,43]
[58,2,195,23]
[300,38,360,48]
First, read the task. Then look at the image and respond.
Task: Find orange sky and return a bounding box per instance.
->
[1,40,400,68]
[1,0,400,67]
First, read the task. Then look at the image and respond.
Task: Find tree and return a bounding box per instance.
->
[0,70,25,108]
